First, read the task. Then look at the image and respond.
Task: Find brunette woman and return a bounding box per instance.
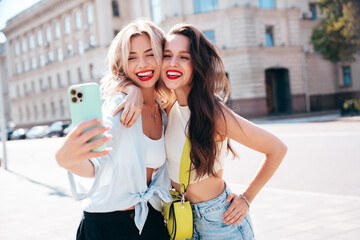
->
[118,23,287,240]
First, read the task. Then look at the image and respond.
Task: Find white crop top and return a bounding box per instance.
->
[165,101,228,184]
[145,126,166,169]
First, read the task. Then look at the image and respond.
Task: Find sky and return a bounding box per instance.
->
[0,0,40,43]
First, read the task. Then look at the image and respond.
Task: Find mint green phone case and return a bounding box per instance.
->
[68,83,106,152]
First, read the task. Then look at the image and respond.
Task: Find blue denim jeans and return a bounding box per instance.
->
[188,184,255,240]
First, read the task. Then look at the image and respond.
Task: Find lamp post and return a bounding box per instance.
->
[0,62,8,170]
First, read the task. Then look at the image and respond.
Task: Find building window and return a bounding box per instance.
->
[78,40,84,55]
[64,16,71,34]
[75,11,82,29]
[48,76,52,90]
[60,100,65,116]
[266,26,274,46]
[42,103,46,118]
[203,30,215,43]
[151,0,162,24]
[24,83,29,96]
[57,73,62,88]
[34,105,38,119]
[29,34,35,49]
[40,55,46,67]
[19,107,23,121]
[51,102,56,116]
[194,0,218,14]
[114,30,119,37]
[259,0,275,9]
[14,41,20,55]
[67,70,72,85]
[89,35,95,48]
[57,48,63,62]
[46,26,52,42]
[16,63,22,74]
[22,38,27,52]
[87,5,93,24]
[37,30,43,46]
[24,60,29,72]
[309,3,317,20]
[16,85,20,97]
[31,57,37,70]
[89,64,94,79]
[343,67,352,86]
[67,44,73,57]
[48,51,54,63]
[112,0,120,16]
[55,21,61,38]
[26,106,30,120]
[40,78,45,92]
[31,81,35,94]
[78,67,83,82]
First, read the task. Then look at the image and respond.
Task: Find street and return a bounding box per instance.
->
[225,115,360,197]
[1,114,360,239]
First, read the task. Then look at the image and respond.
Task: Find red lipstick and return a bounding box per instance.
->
[136,70,154,81]
[166,70,183,80]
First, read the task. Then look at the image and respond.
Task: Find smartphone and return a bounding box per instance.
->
[68,83,106,152]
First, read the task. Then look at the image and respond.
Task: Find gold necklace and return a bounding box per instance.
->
[151,103,158,122]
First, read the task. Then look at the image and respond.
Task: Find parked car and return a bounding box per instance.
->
[62,124,73,136]
[48,120,70,137]
[7,128,14,140]
[10,128,28,140]
[0,128,13,141]
[25,125,51,139]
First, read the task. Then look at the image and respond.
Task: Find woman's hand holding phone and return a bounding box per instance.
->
[55,118,112,177]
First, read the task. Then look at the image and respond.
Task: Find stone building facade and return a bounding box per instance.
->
[2,0,359,128]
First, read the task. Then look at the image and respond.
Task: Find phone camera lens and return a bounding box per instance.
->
[72,97,77,103]
[70,89,76,95]
[77,92,83,98]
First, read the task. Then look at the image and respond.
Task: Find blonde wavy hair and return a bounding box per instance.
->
[100,19,169,106]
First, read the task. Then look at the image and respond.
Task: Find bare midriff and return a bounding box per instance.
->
[171,169,225,204]
[118,168,156,211]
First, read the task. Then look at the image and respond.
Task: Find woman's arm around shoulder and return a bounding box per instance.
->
[111,85,143,128]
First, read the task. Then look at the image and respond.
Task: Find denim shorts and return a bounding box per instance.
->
[188,184,255,240]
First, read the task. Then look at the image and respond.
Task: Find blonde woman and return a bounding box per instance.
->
[55,20,171,240]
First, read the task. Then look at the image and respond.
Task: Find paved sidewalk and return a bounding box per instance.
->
[1,167,359,240]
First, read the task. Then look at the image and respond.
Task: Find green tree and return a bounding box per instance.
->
[311,0,360,63]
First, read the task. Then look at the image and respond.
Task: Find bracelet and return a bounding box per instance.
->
[239,194,251,208]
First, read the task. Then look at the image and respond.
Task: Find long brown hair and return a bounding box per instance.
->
[167,23,235,179]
